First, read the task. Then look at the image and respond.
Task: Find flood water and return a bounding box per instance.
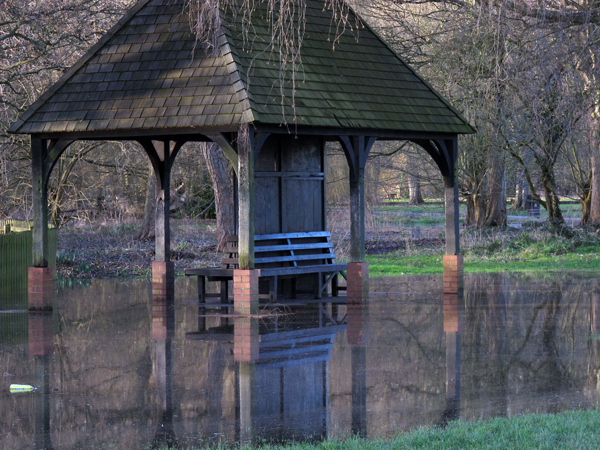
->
[2,272,600,449]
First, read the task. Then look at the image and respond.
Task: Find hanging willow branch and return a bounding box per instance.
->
[184,0,357,123]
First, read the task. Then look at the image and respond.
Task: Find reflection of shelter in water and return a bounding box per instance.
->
[29,311,55,450]
[441,291,463,425]
[151,273,177,449]
[188,302,347,443]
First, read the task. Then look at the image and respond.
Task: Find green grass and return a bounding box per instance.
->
[373,214,446,228]
[375,201,582,218]
[376,204,448,214]
[152,408,600,450]
[367,252,600,276]
[366,226,600,276]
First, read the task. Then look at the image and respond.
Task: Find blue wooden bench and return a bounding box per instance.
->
[185,231,347,303]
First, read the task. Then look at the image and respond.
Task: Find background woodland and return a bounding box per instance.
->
[2,0,600,234]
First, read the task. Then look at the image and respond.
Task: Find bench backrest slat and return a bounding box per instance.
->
[222,232,336,269]
[256,253,336,264]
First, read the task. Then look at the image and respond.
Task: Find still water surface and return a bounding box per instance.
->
[1,272,599,449]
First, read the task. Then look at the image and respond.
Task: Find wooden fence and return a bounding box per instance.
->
[0,220,57,310]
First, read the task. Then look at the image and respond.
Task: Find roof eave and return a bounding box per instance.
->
[7,0,154,135]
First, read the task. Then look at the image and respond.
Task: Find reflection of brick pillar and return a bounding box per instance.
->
[347,262,369,305]
[28,267,54,311]
[152,261,174,340]
[443,255,464,294]
[234,318,259,362]
[233,270,260,362]
[443,293,463,333]
[347,305,365,345]
[29,312,53,356]
[153,298,168,340]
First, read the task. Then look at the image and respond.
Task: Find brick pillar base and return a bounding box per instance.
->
[233,269,260,314]
[28,312,54,356]
[28,267,54,311]
[443,255,464,294]
[152,261,174,298]
[233,269,260,362]
[152,261,174,340]
[347,262,369,305]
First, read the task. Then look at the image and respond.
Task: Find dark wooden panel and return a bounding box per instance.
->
[255,177,280,235]
[284,178,323,232]
[313,179,323,231]
[281,135,322,172]
[256,134,279,172]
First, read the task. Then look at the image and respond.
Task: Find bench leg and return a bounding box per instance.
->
[316,274,323,299]
[221,280,229,314]
[291,278,297,299]
[197,276,206,304]
[332,272,339,297]
[197,276,206,331]
[268,275,278,301]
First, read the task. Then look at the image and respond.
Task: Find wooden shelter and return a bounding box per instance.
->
[9,0,473,305]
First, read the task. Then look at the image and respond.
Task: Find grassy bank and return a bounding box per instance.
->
[51,219,600,278]
[367,226,600,276]
[155,409,600,450]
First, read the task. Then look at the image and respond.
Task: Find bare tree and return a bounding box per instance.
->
[200,143,235,251]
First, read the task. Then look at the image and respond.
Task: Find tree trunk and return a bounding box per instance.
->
[484,150,507,227]
[465,193,485,227]
[408,173,424,205]
[513,174,528,210]
[581,190,592,226]
[137,159,156,239]
[201,143,235,251]
[590,144,600,225]
[540,168,564,227]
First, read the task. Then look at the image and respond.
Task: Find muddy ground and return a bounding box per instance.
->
[55,218,443,278]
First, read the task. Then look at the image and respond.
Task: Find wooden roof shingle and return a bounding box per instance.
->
[9,0,474,136]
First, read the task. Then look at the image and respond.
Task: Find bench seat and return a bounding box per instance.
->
[185,231,346,302]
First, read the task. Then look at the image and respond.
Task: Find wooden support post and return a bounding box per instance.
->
[340,136,377,263]
[442,138,460,257]
[29,138,75,310]
[445,180,460,256]
[155,140,171,263]
[138,139,184,265]
[31,138,49,268]
[349,157,365,263]
[440,138,463,292]
[237,128,255,269]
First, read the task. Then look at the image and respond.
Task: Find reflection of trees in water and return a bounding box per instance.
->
[587,286,600,404]
[462,274,599,418]
[462,273,509,417]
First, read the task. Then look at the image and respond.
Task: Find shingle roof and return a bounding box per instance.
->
[9,0,474,135]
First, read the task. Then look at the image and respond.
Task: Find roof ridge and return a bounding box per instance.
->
[8,0,154,134]
[349,5,475,134]
[218,27,255,123]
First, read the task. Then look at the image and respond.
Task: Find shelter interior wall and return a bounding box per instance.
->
[254,135,325,235]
